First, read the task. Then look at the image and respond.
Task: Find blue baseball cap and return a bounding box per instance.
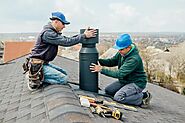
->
[50,12,70,25]
[113,34,132,50]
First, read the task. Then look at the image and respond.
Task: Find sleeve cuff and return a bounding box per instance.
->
[100,67,105,74]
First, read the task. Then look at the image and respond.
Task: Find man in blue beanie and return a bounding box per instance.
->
[25,12,96,91]
[90,34,152,108]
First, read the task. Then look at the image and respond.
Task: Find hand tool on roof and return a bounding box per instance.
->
[90,102,125,120]
[94,105,106,118]
[79,95,125,121]
[103,100,138,112]
[79,95,137,112]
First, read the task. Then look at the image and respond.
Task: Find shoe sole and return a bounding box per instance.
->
[26,73,42,91]
[141,92,152,108]
[146,93,152,105]
[27,81,37,91]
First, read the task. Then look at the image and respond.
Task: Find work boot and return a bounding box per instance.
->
[27,80,41,91]
[141,91,152,108]
[26,74,41,91]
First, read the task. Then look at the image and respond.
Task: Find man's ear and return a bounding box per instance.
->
[128,46,132,50]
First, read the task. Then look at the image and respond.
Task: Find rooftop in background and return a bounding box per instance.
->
[0,56,185,123]
[1,32,185,50]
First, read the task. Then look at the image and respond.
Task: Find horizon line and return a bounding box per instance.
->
[1,31,185,34]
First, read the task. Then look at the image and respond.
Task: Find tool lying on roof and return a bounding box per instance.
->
[79,95,138,121]
[79,95,124,120]
[90,101,125,120]
[79,95,137,112]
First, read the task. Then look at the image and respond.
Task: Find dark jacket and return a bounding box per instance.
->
[29,23,85,62]
[99,45,147,89]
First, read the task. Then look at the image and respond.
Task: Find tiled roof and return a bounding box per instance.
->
[0,56,185,123]
[3,41,34,63]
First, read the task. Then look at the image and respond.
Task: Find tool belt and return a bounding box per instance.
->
[22,58,44,85]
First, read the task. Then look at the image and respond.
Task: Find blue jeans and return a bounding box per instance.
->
[105,81,143,106]
[43,63,68,84]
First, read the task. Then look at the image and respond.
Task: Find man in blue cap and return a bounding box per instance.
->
[90,34,152,108]
[25,12,96,91]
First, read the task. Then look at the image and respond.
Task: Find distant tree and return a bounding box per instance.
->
[140,49,152,82]
[140,46,171,84]
[138,40,185,94]
[183,88,185,95]
[97,40,113,56]
[140,49,160,82]
[167,52,185,83]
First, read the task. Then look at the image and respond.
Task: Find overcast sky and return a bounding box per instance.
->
[0,0,185,33]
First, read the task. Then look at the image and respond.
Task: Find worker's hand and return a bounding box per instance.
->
[84,27,97,38]
[89,62,102,72]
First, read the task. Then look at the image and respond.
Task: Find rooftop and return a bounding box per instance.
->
[0,56,185,123]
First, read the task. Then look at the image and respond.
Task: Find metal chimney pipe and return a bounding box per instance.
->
[79,29,99,93]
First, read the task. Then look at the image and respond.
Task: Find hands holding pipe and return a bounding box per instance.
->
[90,62,102,72]
[84,27,97,38]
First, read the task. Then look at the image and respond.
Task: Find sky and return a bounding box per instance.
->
[0,0,185,33]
